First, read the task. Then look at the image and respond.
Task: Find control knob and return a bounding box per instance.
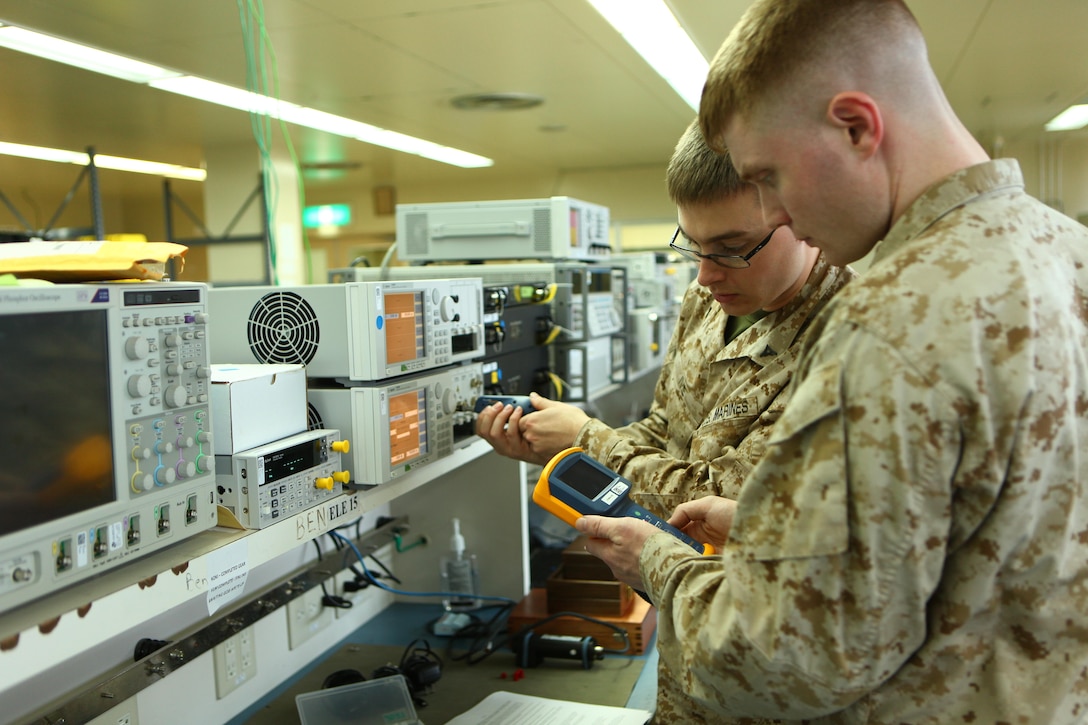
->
[154,466,177,486]
[125,337,150,360]
[439,296,456,322]
[164,385,188,408]
[127,375,151,398]
[132,472,153,492]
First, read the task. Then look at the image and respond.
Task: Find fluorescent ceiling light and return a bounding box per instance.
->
[0,141,87,165]
[0,141,206,180]
[585,0,708,111]
[0,23,179,84]
[150,76,297,117]
[152,77,494,168]
[0,21,493,168]
[93,154,206,181]
[1046,104,1088,132]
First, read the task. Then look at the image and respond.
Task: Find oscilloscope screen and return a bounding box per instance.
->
[0,309,116,537]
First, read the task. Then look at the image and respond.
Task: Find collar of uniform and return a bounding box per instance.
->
[719,253,837,365]
[873,158,1023,267]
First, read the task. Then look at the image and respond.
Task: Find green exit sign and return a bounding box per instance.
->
[303,204,351,228]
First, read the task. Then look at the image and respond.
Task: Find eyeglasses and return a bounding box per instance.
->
[669,226,776,269]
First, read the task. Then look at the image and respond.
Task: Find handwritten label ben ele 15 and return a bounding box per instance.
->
[295,495,360,540]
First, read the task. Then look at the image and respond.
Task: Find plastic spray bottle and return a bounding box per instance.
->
[440,518,481,612]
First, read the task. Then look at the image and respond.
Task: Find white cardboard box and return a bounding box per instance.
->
[210,363,308,454]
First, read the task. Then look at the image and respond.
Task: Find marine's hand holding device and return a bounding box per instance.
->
[473,394,536,415]
[534,447,714,555]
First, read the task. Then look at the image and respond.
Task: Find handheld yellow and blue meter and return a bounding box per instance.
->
[534,447,714,555]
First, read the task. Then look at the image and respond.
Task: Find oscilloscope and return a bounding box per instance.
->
[0,283,218,612]
[206,279,485,383]
[306,362,482,487]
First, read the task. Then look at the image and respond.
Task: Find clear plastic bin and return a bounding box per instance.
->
[295,674,421,725]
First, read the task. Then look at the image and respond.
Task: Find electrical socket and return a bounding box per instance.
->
[213,625,258,698]
[332,568,370,619]
[287,584,333,649]
[86,696,139,725]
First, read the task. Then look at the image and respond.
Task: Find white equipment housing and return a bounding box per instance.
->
[396,196,611,262]
[207,279,485,383]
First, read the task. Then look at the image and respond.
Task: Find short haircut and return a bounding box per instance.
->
[699,0,923,152]
[666,120,749,206]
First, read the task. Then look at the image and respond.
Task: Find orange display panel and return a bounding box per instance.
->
[384,292,424,364]
[389,389,427,466]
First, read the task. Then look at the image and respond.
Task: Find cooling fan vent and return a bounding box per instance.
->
[247,291,320,365]
[307,402,324,431]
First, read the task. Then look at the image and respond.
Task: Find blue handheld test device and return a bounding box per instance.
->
[473,395,535,415]
[534,447,714,555]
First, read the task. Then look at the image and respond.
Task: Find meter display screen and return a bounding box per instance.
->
[385,292,425,364]
[559,458,617,500]
[389,389,427,466]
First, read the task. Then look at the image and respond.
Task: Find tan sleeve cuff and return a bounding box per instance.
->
[639,530,699,602]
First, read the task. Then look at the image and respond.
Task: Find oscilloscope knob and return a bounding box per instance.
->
[176,460,196,479]
[164,385,187,408]
[125,337,150,360]
[154,466,177,486]
[132,472,153,492]
[127,375,151,398]
[195,454,210,474]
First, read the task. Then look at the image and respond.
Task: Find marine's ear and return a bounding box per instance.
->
[826,92,883,159]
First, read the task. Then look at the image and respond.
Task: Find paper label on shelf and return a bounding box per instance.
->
[205,538,249,615]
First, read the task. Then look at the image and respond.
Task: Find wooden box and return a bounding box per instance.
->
[545,564,635,616]
[561,535,616,581]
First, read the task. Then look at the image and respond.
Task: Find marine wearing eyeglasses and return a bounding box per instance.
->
[669,224,775,269]
[477,121,854,723]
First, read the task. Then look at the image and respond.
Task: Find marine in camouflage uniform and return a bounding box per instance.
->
[575,256,852,516]
[576,255,852,725]
[640,159,1088,723]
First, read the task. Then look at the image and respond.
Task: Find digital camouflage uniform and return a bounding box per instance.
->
[641,159,1088,723]
[574,254,854,723]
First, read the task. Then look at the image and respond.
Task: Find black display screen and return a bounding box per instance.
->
[0,309,116,537]
[124,288,200,306]
[261,439,324,485]
[560,458,617,500]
